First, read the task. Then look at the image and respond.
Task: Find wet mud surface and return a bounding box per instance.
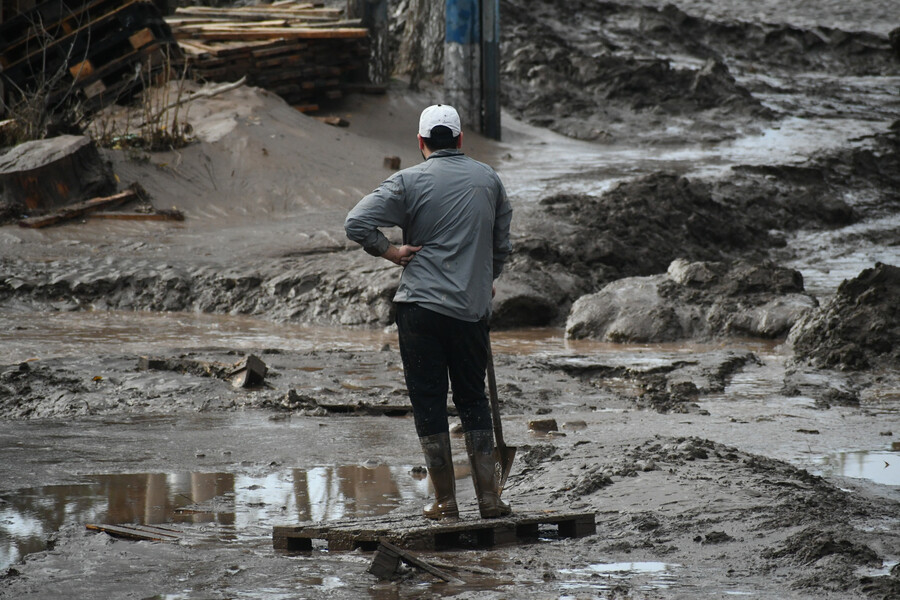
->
[2,0,900,597]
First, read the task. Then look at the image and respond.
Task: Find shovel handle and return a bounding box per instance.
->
[486,342,506,449]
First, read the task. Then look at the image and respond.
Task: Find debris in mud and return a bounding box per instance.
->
[85,523,183,543]
[565,469,614,498]
[763,527,880,567]
[368,540,463,583]
[17,183,162,229]
[528,418,559,433]
[227,355,267,389]
[566,259,816,342]
[789,263,900,371]
[139,353,269,388]
[520,444,558,467]
[540,349,760,413]
[696,530,734,545]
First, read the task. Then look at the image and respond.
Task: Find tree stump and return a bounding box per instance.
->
[0,135,115,221]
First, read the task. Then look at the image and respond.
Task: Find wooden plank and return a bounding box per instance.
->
[87,209,185,221]
[129,27,156,50]
[86,523,182,541]
[175,27,368,42]
[18,188,139,229]
[69,59,95,82]
[371,540,464,583]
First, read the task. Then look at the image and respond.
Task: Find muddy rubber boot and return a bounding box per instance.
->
[419,432,459,520]
[464,430,511,519]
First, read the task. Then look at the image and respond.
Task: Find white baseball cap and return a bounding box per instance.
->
[418,104,461,138]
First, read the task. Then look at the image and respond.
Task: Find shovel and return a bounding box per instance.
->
[486,340,516,495]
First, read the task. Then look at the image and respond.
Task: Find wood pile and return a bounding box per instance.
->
[166,1,372,111]
[0,0,182,115]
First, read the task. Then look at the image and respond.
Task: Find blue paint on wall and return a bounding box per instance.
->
[446,0,480,45]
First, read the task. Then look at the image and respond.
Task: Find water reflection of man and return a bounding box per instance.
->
[344,104,513,520]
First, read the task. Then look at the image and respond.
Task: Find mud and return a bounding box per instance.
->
[498,0,898,143]
[1,0,900,598]
[789,262,900,370]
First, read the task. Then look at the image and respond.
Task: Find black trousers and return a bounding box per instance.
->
[395,302,494,438]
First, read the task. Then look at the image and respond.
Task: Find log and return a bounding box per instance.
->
[18,186,142,228]
[0,135,116,215]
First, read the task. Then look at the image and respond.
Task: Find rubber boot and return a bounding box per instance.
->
[419,432,459,520]
[464,430,511,518]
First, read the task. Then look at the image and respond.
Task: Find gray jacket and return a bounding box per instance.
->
[344,149,513,322]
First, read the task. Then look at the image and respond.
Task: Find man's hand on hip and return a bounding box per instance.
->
[382,244,422,267]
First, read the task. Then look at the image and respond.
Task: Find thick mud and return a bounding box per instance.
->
[1,0,899,598]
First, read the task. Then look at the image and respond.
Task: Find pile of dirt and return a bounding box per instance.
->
[494,159,856,327]
[789,262,900,370]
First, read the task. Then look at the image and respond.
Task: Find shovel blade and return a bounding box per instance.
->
[494,445,516,495]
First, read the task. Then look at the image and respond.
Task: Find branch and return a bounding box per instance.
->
[136,76,247,127]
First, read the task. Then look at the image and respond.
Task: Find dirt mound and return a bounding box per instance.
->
[789,263,900,370]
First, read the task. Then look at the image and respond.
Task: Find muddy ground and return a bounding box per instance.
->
[1,0,900,598]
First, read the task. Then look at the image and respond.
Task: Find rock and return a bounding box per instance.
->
[566,259,816,342]
[789,263,900,370]
[528,418,559,433]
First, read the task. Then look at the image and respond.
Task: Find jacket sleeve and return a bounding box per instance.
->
[344,174,407,257]
[492,178,513,278]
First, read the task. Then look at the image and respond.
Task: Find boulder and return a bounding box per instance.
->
[566,259,817,342]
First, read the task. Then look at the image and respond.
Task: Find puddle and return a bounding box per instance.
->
[558,561,679,592]
[0,464,427,571]
[813,450,900,486]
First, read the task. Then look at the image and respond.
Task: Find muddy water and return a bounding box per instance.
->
[494,101,897,200]
[0,309,777,364]
[0,465,428,571]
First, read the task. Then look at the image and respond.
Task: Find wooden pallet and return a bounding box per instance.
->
[273,510,596,552]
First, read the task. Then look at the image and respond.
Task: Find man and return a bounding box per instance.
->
[344,104,513,520]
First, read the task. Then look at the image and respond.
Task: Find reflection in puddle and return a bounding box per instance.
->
[0,465,426,571]
[558,561,679,592]
[815,451,900,486]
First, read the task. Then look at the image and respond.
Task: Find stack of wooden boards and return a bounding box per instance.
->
[0,0,181,114]
[166,1,371,111]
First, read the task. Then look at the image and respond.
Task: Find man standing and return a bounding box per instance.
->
[344,104,513,520]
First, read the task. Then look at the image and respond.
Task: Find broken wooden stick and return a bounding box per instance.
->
[136,76,247,128]
[18,184,147,228]
[368,539,464,584]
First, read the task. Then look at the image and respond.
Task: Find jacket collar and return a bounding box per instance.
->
[426,149,464,160]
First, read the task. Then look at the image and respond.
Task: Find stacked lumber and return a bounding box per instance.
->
[0,0,182,115]
[166,2,371,110]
